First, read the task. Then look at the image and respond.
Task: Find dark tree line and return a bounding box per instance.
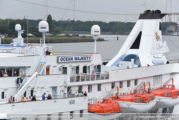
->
[0,17,177,37]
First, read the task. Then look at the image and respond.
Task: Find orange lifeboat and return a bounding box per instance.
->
[114,82,157,113]
[88,98,121,114]
[151,78,179,109]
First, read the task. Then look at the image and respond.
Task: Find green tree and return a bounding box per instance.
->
[47,14,53,33]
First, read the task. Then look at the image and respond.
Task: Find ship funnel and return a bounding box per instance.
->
[106,10,169,67]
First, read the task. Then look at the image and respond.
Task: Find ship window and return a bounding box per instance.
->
[134,79,138,86]
[31,90,34,97]
[134,90,138,94]
[165,94,167,97]
[140,91,143,94]
[103,100,106,103]
[151,96,154,100]
[148,97,151,101]
[127,80,131,87]
[163,86,167,89]
[172,86,174,89]
[78,86,82,93]
[1,92,4,99]
[169,86,172,89]
[80,110,83,118]
[97,84,101,91]
[177,92,179,95]
[119,81,123,88]
[67,87,71,94]
[24,91,26,97]
[159,22,161,30]
[88,85,92,93]
[143,91,146,94]
[112,82,115,89]
[134,99,137,103]
[138,99,141,102]
[70,111,73,119]
[58,113,62,120]
[111,100,114,102]
[168,93,171,97]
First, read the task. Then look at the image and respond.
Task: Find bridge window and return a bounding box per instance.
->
[127,80,131,87]
[138,99,141,102]
[134,99,137,103]
[165,94,167,97]
[119,81,123,88]
[168,93,171,97]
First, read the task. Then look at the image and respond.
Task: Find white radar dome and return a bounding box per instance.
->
[91,25,100,36]
[39,21,49,32]
[15,24,21,31]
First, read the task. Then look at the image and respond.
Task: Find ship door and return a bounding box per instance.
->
[46,67,50,75]
[52,87,58,99]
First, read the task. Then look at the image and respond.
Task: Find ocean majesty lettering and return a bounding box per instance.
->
[58,56,92,63]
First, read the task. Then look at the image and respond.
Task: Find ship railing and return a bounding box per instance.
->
[70,72,109,83]
[88,97,99,105]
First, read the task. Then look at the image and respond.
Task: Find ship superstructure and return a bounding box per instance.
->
[0,10,179,120]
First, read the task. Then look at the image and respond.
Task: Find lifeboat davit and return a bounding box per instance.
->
[115,82,156,113]
[151,78,179,109]
[88,98,121,114]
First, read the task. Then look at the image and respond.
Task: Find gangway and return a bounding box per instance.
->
[13,72,38,102]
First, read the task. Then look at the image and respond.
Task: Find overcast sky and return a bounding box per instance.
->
[0,0,179,22]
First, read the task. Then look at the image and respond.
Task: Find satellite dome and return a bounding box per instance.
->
[91,25,100,36]
[38,21,49,32]
[15,24,21,31]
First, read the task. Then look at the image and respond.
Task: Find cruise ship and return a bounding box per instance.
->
[0,10,179,120]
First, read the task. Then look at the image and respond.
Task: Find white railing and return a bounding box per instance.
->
[70,72,109,83]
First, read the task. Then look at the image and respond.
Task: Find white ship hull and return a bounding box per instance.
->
[153,96,179,109]
[118,99,157,113]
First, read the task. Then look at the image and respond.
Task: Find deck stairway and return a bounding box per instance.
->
[36,63,45,75]
[14,72,38,102]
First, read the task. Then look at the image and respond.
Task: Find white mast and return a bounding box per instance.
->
[91,25,100,54]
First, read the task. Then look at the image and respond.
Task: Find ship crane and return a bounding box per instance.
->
[159,77,173,88]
